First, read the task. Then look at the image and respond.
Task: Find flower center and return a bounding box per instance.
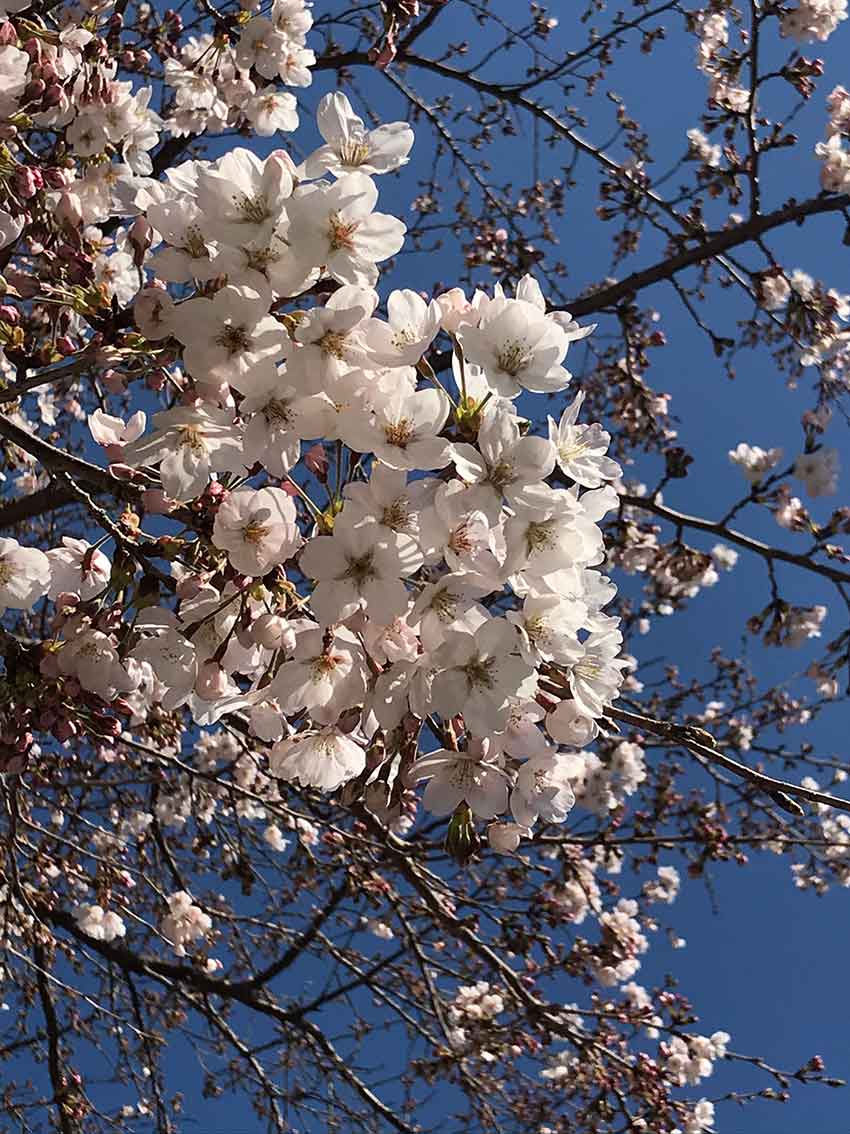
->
[449,759,479,790]
[178,426,206,453]
[338,139,372,167]
[496,338,532,377]
[391,326,418,349]
[525,614,551,647]
[318,330,347,358]
[525,520,559,556]
[216,324,251,355]
[184,225,208,260]
[310,654,341,681]
[429,589,457,622]
[558,437,590,463]
[242,520,270,545]
[449,520,476,557]
[463,656,497,692]
[327,211,359,252]
[384,419,415,449]
[233,193,271,225]
[343,552,376,585]
[486,459,517,491]
[381,497,412,532]
[243,245,279,272]
[264,398,294,426]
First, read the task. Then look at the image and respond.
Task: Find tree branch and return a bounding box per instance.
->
[621,491,850,588]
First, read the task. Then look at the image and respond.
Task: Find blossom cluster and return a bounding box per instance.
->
[816,85,850,192]
[0,90,628,854]
[164,0,313,139]
[781,0,847,42]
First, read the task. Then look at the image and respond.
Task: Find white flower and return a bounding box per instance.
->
[511,751,577,827]
[129,623,198,712]
[47,538,111,600]
[409,741,509,818]
[0,46,29,118]
[452,403,556,520]
[264,625,367,725]
[507,592,587,666]
[361,288,441,367]
[458,296,572,397]
[784,604,827,646]
[546,700,599,746]
[58,629,139,701]
[263,824,290,852]
[245,89,299,136]
[146,198,218,284]
[74,904,126,942]
[122,406,244,502]
[549,392,621,487]
[285,172,406,287]
[728,442,784,483]
[303,93,414,179]
[0,207,25,250]
[160,891,212,956]
[270,726,366,791]
[487,821,531,852]
[683,1099,715,1134]
[240,378,335,479]
[566,618,628,720]
[431,618,536,735]
[212,487,301,577]
[344,387,452,471]
[299,516,417,626]
[194,147,294,244]
[89,409,147,456]
[135,288,176,340]
[0,538,52,613]
[781,0,847,41]
[176,285,287,393]
[794,447,839,497]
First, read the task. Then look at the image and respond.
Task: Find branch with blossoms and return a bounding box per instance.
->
[0,0,849,1132]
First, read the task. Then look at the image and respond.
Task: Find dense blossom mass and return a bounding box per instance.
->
[0,0,849,1131]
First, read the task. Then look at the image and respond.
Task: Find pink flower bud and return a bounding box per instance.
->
[53,718,78,742]
[0,23,17,45]
[41,84,64,109]
[43,166,68,189]
[195,661,229,701]
[145,367,167,391]
[101,368,127,395]
[56,191,83,230]
[0,304,18,324]
[13,166,43,200]
[304,442,329,481]
[141,488,176,515]
[5,266,38,298]
[175,574,207,601]
[23,78,45,102]
[250,613,291,650]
